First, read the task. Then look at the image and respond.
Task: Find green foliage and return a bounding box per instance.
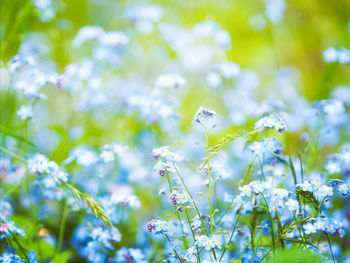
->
[52,250,72,263]
[267,246,323,263]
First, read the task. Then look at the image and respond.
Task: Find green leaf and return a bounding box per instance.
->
[267,246,323,263]
[38,240,56,260]
[51,251,72,263]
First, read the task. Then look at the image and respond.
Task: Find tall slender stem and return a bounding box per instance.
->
[166,173,188,248]
[219,207,242,260]
[326,234,336,263]
[205,127,214,235]
[185,210,201,263]
[172,163,217,260]
[173,163,209,236]
[165,234,183,262]
[55,200,69,256]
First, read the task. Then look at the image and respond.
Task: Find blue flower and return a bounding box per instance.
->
[27,250,38,263]
[262,138,283,154]
[16,105,33,120]
[0,252,24,263]
[254,114,286,132]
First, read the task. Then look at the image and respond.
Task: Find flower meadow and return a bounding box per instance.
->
[1,0,350,263]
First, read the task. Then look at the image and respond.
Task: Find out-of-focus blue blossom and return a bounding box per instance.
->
[125,4,163,35]
[16,105,33,120]
[265,0,286,24]
[151,146,183,162]
[155,74,186,89]
[323,47,350,64]
[34,0,57,23]
[206,71,222,88]
[115,247,147,263]
[73,26,105,46]
[331,85,350,106]
[65,146,98,167]
[216,61,240,79]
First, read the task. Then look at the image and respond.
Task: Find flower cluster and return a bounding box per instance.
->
[147,219,174,235]
[169,189,190,205]
[303,217,346,238]
[1,1,350,262]
[0,220,25,240]
[254,114,286,132]
[195,235,221,251]
[249,137,283,156]
[27,154,68,182]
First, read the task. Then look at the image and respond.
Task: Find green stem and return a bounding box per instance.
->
[185,210,201,263]
[173,163,209,236]
[173,163,217,260]
[298,153,304,182]
[242,156,257,186]
[0,145,27,162]
[275,212,285,249]
[55,200,69,256]
[261,194,276,253]
[219,207,242,260]
[10,232,30,262]
[166,173,188,248]
[326,234,336,263]
[165,234,183,263]
[205,127,214,235]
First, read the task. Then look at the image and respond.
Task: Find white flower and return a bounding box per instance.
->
[16,105,33,120]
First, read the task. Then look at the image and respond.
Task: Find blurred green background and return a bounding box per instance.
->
[1,0,350,100]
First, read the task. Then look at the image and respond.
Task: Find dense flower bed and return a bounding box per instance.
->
[1,0,350,262]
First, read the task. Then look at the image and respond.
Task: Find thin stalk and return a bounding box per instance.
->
[173,163,209,236]
[250,198,258,257]
[172,163,217,260]
[326,234,336,263]
[219,207,242,260]
[10,232,30,262]
[275,212,285,249]
[166,173,188,248]
[242,156,257,185]
[257,156,266,182]
[54,200,69,256]
[261,194,276,254]
[205,127,214,235]
[216,157,256,227]
[289,154,298,185]
[298,153,304,182]
[185,210,201,263]
[0,145,27,162]
[165,234,183,263]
